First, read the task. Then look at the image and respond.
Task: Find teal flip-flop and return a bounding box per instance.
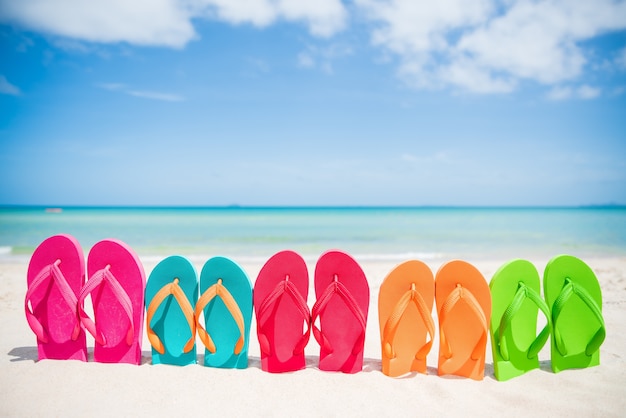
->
[544,255,606,373]
[196,256,253,369]
[145,256,198,366]
[490,259,551,381]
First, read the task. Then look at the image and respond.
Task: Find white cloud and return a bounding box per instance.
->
[547,84,601,100]
[52,38,97,53]
[128,90,185,102]
[297,52,315,68]
[437,57,517,93]
[97,83,184,102]
[0,0,195,48]
[3,0,624,97]
[616,47,626,70]
[401,153,418,162]
[296,43,353,74]
[0,0,348,48]
[357,0,626,93]
[547,86,573,101]
[577,85,601,99]
[200,0,347,37]
[0,75,21,96]
[277,0,348,37]
[360,0,494,54]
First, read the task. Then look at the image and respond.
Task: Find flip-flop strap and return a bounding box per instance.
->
[24,260,81,343]
[146,279,196,355]
[256,276,311,356]
[78,267,135,346]
[195,279,246,355]
[439,284,488,361]
[551,278,606,357]
[311,276,367,356]
[382,283,435,361]
[497,282,551,361]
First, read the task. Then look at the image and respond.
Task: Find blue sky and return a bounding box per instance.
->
[1,0,625,206]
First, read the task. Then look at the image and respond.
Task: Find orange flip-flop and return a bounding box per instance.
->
[435,260,491,380]
[379,260,435,377]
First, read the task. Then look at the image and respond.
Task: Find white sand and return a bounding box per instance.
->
[2,256,625,417]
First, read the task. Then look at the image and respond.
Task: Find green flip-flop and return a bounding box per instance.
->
[544,255,606,373]
[490,259,551,381]
[145,256,198,366]
[196,256,253,369]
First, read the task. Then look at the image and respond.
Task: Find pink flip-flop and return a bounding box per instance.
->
[78,239,145,364]
[25,234,87,361]
[312,250,369,373]
[254,250,311,373]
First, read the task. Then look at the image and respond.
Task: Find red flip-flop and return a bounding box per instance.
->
[78,239,145,364]
[312,250,369,373]
[254,250,311,373]
[25,234,87,361]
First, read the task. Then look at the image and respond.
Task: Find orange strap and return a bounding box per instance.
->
[439,284,488,361]
[195,279,245,355]
[146,278,196,355]
[382,282,435,361]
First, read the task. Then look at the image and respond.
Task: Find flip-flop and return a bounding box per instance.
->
[379,260,435,377]
[25,234,87,361]
[435,260,491,380]
[196,256,253,369]
[78,239,145,364]
[312,250,369,373]
[145,256,198,366]
[544,255,605,373]
[254,250,311,373]
[490,259,551,381]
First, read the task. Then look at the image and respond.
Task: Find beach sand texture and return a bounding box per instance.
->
[3,257,625,417]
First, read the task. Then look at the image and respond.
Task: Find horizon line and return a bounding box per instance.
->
[1,203,625,210]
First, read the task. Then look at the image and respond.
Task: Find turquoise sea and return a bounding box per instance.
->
[1,206,625,263]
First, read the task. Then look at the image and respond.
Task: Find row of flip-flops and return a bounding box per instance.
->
[25,234,605,381]
[25,235,145,364]
[380,256,605,381]
[147,248,370,372]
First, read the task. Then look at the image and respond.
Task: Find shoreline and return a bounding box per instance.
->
[3,256,625,416]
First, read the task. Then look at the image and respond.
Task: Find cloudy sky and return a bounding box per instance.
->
[1,0,625,206]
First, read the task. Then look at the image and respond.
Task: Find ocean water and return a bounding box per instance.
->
[1,206,625,263]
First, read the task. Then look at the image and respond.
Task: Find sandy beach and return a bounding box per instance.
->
[2,256,625,417]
